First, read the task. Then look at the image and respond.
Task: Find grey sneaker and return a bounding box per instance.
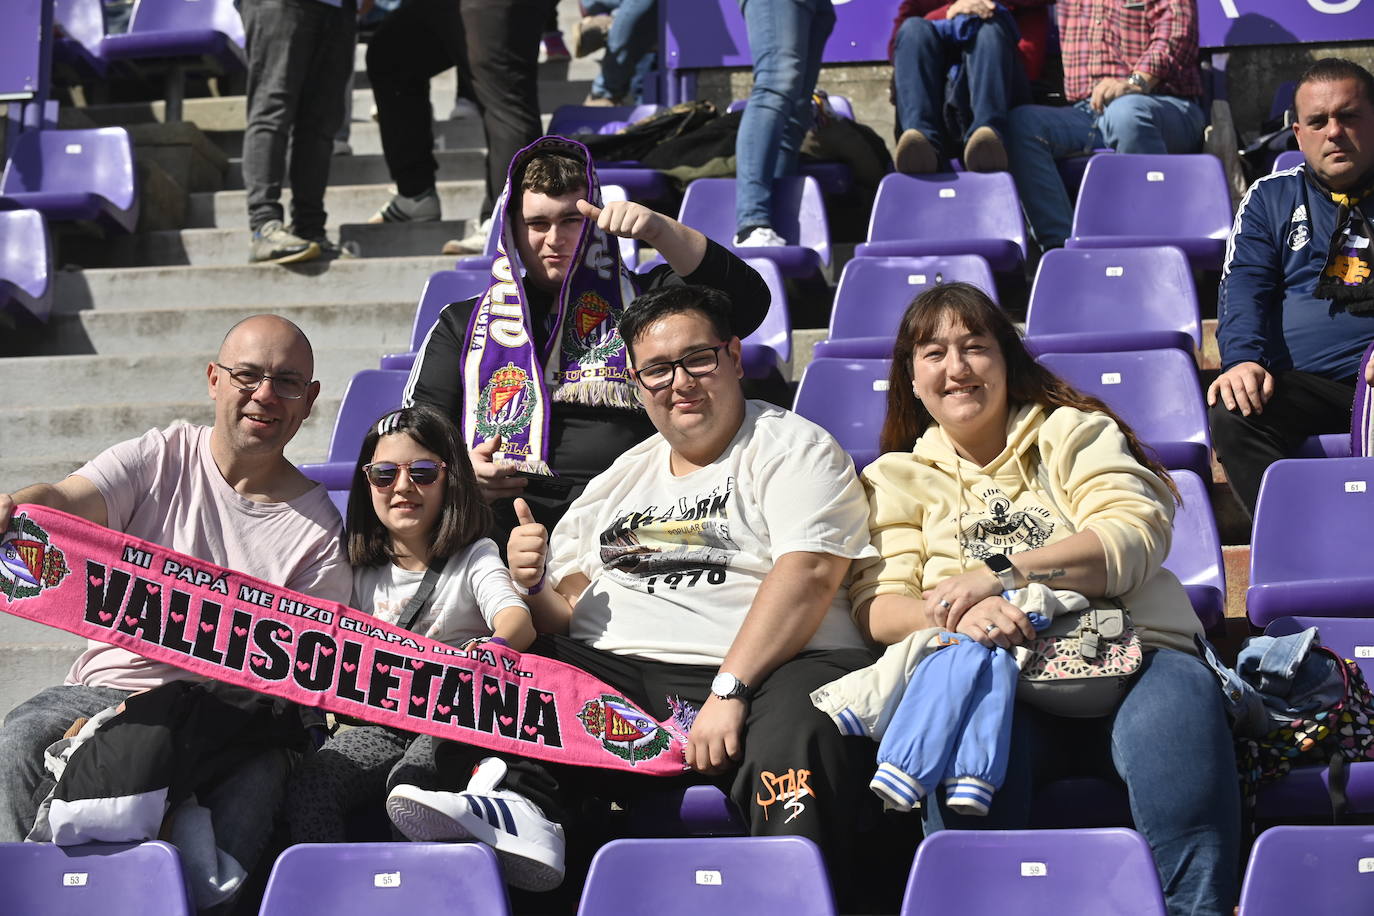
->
[250,220,320,264]
[368,187,441,224]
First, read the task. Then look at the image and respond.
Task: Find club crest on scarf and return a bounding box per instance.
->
[578,693,674,764]
[0,513,71,600]
[562,290,622,364]
[476,363,538,441]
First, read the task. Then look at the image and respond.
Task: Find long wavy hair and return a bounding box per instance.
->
[878,282,1179,502]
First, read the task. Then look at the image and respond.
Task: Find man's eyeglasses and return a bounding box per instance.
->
[215,364,310,400]
[633,344,727,392]
[363,460,447,488]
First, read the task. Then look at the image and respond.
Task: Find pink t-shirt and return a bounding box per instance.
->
[65,423,351,691]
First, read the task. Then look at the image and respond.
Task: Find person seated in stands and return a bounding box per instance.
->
[404,136,769,538]
[1209,57,1374,518]
[888,0,1050,175]
[0,316,351,911]
[385,285,877,895]
[850,284,1240,916]
[1004,0,1206,252]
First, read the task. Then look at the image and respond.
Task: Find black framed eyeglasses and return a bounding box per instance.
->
[363,460,447,488]
[633,344,727,391]
[215,364,310,400]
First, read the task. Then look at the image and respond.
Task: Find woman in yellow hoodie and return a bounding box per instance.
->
[850,283,1240,916]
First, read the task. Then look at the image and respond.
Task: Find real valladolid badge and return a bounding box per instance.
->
[476,362,537,440]
[0,513,72,601]
[578,694,672,765]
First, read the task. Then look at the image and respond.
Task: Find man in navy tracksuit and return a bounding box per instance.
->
[1209,58,1374,517]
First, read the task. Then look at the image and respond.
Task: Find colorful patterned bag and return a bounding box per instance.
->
[1017,601,1145,719]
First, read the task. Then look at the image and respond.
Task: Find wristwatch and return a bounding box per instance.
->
[1126,72,1151,94]
[711,672,752,701]
[984,553,1017,592]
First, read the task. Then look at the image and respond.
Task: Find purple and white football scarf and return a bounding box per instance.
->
[462,136,642,471]
[1,506,691,776]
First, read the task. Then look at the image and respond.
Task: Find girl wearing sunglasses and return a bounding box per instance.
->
[286,405,535,843]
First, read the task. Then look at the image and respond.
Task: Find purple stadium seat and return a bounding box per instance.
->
[0,841,193,915]
[813,255,998,360]
[548,103,662,137]
[1247,458,1374,627]
[298,369,410,491]
[1271,150,1304,173]
[588,165,672,203]
[1293,434,1354,459]
[1164,469,1226,632]
[578,837,836,916]
[1350,341,1374,457]
[792,358,891,472]
[900,828,1167,915]
[678,176,830,279]
[54,0,109,82]
[600,183,641,267]
[1055,149,1112,201]
[1237,825,1374,915]
[855,172,1027,273]
[1066,154,1232,271]
[1265,616,1374,682]
[1024,247,1201,356]
[0,209,53,322]
[738,257,791,377]
[380,269,501,371]
[259,843,510,915]
[0,127,139,232]
[98,0,246,89]
[1036,350,1212,482]
[625,784,747,837]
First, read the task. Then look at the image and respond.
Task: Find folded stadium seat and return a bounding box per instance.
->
[0,127,139,233]
[623,784,747,837]
[578,837,836,916]
[813,254,998,360]
[1163,469,1227,632]
[379,269,491,371]
[854,172,1027,273]
[792,358,891,472]
[259,843,510,915]
[737,257,791,378]
[1271,149,1304,172]
[1065,154,1233,272]
[548,103,663,137]
[678,176,830,281]
[899,828,1167,916]
[97,0,246,122]
[298,369,410,492]
[1246,458,1374,628]
[1237,825,1374,914]
[0,841,194,915]
[0,209,53,322]
[1036,349,1212,483]
[1023,246,1201,357]
[1349,340,1374,457]
[53,0,109,83]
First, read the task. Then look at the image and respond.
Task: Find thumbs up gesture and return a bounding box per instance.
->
[508,498,549,591]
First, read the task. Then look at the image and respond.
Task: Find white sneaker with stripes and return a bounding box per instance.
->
[386,757,566,891]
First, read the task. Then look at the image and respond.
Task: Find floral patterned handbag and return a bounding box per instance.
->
[1017,599,1145,718]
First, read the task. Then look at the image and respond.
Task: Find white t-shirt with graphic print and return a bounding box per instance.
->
[549,400,876,665]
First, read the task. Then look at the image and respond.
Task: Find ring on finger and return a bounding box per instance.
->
[985,623,998,635]
[938,599,952,610]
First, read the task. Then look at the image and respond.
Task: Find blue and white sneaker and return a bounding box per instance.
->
[386,757,566,891]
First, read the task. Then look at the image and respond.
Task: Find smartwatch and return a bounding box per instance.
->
[710,672,752,701]
[984,553,1017,592]
[1126,72,1151,94]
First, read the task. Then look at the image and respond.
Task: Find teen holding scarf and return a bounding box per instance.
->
[404,136,770,535]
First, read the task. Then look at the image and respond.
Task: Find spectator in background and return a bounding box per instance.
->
[241,0,357,263]
[366,0,546,257]
[734,0,836,248]
[889,0,1050,174]
[582,0,659,106]
[1005,0,1205,252]
[1209,58,1374,517]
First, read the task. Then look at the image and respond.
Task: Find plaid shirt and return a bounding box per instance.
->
[1058,0,1202,103]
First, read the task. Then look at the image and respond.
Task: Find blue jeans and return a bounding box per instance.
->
[891,14,1028,161]
[734,0,835,234]
[1006,94,1206,250]
[922,649,1241,916]
[589,0,658,102]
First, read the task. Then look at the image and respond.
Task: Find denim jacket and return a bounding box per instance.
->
[1196,628,1345,738]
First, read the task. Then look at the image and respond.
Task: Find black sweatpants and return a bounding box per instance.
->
[1208,369,1355,517]
[389,635,875,871]
[365,0,544,218]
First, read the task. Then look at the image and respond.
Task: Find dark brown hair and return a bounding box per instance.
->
[617,285,735,364]
[346,405,492,567]
[518,151,588,197]
[1296,58,1374,113]
[879,282,1179,502]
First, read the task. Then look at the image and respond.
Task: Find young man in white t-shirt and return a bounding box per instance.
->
[0,315,350,907]
[386,286,878,895]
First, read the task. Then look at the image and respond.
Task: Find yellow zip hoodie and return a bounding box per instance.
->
[850,403,1202,655]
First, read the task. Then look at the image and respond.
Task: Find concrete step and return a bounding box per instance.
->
[1223,544,1250,622]
[57,220,475,268]
[6,301,417,357]
[1,346,386,409]
[52,256,453,312]
[185,179,484,229]
[223,148,486,191]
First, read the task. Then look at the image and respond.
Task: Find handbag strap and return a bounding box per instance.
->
[397,562,444,633]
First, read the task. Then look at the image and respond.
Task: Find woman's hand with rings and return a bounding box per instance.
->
[923,567,1004,630]
[955,596,1037,649]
